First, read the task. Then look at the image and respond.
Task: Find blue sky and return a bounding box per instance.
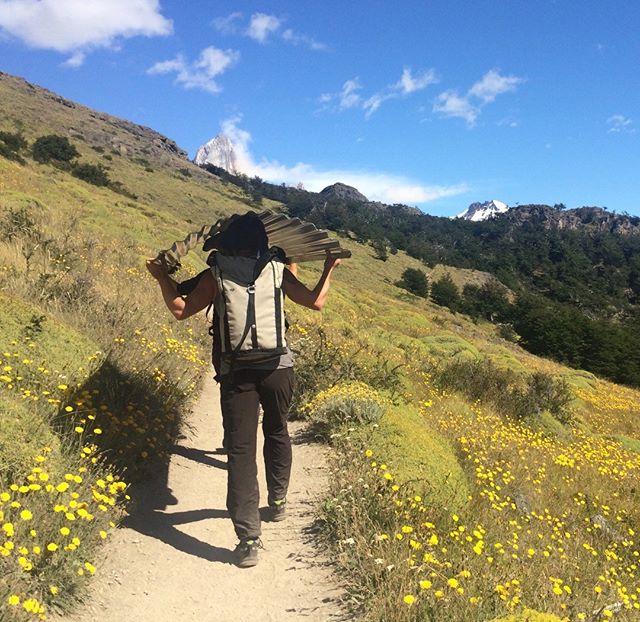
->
[0,0,638,216]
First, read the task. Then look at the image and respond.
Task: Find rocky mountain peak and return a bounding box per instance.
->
[319,182,368,203]
[194,134,239,174]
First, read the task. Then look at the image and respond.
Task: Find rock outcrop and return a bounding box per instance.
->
[502,205,640,236]
[319,182,368,203]
[0,71,188,161]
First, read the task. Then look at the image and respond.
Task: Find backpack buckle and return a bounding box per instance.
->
[247,284,256,295]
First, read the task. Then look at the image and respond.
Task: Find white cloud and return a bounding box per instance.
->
[339,79,363,109]
[363,93,392,117]
[214,11,326,51]
[218,117,468,205]
[246,13,281,43]
[212,12,243,35]
[497,117,519,128]
[320,78,364,111]
[148,46,239,94]
[62,50,85,68]
[321,67,437,118]
[434,68,524,126]
[0,0,172,64]
[281,28,327,51]
[396,68,437,94]
[433,91,479,126]
[197,46,237,76]
[607,114,634,134]
[365,67,438,116]
[468,69,524,103]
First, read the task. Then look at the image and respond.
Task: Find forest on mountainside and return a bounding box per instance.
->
[204,164,640,387]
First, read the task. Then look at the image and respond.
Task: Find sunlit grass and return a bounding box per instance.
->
[3,73,640,621]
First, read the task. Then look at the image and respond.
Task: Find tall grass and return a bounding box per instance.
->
[0,201,208,619]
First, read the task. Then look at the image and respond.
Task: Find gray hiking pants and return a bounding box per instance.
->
[219,367,295,541]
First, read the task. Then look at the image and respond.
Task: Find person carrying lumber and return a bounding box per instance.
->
[146,212,341,568]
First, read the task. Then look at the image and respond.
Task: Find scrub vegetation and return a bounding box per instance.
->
[1,72,640,621]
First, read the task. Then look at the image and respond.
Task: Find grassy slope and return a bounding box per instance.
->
[2,71,640,620]
[4,66,638,507]
[0,293,99,472]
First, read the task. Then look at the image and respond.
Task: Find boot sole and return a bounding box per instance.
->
[237,557,258,568]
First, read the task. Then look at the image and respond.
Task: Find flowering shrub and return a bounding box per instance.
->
[0,214,209,620]
[489,609,567,622]
[321,377,640,622]
[1,447,125,620]
[287,324,403,418]
[301,381,387,439]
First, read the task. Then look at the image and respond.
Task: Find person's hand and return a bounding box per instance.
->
[146,255,168,280]
[324,253,342,271]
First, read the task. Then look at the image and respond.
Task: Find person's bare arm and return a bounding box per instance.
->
[146,259,217,320]
[282,255,340,310]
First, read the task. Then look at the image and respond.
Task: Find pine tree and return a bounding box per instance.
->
[431,274,461,311]
[398,268,429,298]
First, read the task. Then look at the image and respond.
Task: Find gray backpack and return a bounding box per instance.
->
[210,248,288,368]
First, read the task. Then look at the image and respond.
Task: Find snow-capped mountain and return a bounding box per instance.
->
[194,134,239,174]
[456,200,509,221]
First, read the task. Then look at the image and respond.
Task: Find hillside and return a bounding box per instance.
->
[202,163,640,388]
[1,72,640,622]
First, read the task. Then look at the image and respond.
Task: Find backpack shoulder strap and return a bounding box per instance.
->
[252,246,284,281]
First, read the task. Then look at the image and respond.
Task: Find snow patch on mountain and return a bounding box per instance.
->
[456,200,509,221]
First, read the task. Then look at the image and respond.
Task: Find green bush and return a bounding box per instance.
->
[32,134,79,163]
[302,381,386,439]
[432,357,572,422]
[523,371,573,422]
[72,163,110,186]
[462,280,512,322]
[430,273,461,311]
[1,207,41,243]
[0,131,27,163]
[397,267,429,298]
[497,322,519,342]
[288,326,403,418]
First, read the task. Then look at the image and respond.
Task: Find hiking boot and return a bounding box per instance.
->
[268,499,287,522]
[234,538,261,568]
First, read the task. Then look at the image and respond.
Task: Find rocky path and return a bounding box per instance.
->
[57,372,345,622]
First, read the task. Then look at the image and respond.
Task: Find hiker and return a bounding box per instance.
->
[145,213,340,568]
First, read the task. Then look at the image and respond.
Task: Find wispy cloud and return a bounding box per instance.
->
[217,116,468,205]
[148,46,239,94]
[319,78,363,111]
[62,50,86,69]
[607,114,634,134]
[433,91,479,126]
[246,13,281,43]
[497,117,520,128]
[281,28,327,51]
[433,69,525,126]
[321,67,438,117]
[0,0,172,66]
[397,67,437,94]
[213,11,327,51]
[211,12,242,35]
[468,69,523,103]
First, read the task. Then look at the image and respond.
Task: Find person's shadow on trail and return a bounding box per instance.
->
[171,445,228,470]
[122,506,235,564]
[121,443,233,564]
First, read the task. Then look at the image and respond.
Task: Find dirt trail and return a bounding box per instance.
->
[57,372,346,622]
